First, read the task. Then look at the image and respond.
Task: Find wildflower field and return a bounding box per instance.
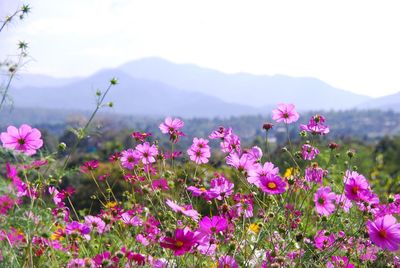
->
[2,3,400,268]
[1,96,400,267]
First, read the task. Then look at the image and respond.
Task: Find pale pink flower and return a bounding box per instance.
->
[1,124,43,156]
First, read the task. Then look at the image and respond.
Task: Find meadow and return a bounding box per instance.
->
[1,3,400,267]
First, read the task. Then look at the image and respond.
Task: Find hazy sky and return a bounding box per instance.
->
[1,0,400,97]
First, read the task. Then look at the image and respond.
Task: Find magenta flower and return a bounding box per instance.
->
[93,251,119,267]
[187,138,211,164]
[271,103,300,124]
[79,160,99,173]
[218,255,238,268]
[1,124,43,156]
[247,162,279,186]
[166,199,199,221]
[67,258,95,268]
[301,144,319,160]
[300,114,330,135]
[259,174,286,195]
[120,149,140,169]
[326,256,355,268]
[0,195,15,215]
[314,186,336,216]
[367,215,400,251]
[209,175,235,200]
[131,131,152,142]
[135,142,158,164]
[152,178,169,191]
[65,221,91,240]
[344,171,371,201]
[199,216,228,235]
[305,165,326,184]
[160,227,199,256]
[314,230,335,250]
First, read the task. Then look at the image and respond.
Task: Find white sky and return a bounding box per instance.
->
[1,0,400,97]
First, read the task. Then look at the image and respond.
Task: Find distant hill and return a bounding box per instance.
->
[119,57,371,110]
[358,92,400,111]
[8,57,378,117]
[10,69,258,118]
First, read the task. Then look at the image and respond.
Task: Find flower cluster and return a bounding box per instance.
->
[0,104,399,267]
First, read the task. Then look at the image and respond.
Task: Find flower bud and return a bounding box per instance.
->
[58,142,67,151]
[263,123,274,131]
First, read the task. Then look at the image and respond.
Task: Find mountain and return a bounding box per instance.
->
[8,57,376,117]
[12,73,80,88]
[358,92,400,111]
[119,57,371,110]
[8,69,258,118]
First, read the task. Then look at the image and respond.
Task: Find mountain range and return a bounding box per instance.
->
[6,57,400,117]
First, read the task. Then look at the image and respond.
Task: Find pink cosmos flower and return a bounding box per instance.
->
[120,149,140,169]
[314,187,336,216]
[67,258,95,268]
[160,227,199,256]
[131,131,152,142]
[247,162,279,186]
[314,230,335,250]
[233,193,254,218]
[367,214,400,251]
[0,195,14,215]
[209,175,235,200]
[166,199,199,221]
[187,138,211,164]
[326,256,355,268]
[226,153,256,172]
[93,251,119,267]
[121,212,142,226]
[152,178,169,191]
[335,194,352,213]
[1,124,43,156]
[135,142,158,164]
[65,221,91,240]
[300,114,330,135]
[199,216,228,235]
[271,103,300,124]
[305,165,326,184]
[246,146,263,161]
[221,132,241,154]
[196,234,217,256]
[84,215,106,234]
[344,171,371,201]
[209,126,232,140]
[159,117,185,143]
[187,186,217,200]
[159,117,184,134]
[259,174,286,195]
[79,160,99,173]
[301,144,319,160]
[218,255,238,268]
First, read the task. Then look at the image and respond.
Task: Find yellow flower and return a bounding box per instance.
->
[51,226,65,241]
[105,201,117,209]
[284,167,299,178]
[249,223,260,234]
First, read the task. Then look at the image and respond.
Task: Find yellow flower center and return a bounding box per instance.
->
[175,240,184,247]
[267,182,277,189]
